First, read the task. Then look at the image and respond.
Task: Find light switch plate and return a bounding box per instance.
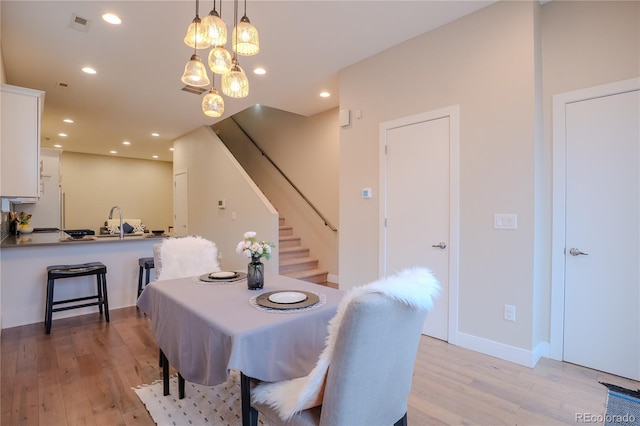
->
[339,109,351,127]
[362,188,372,199]
[494,213,517,230]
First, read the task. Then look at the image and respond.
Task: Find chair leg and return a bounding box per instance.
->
[241,372,259,426]
[178,373,185,399]
[394,412,408,426]
[161,349,170,396]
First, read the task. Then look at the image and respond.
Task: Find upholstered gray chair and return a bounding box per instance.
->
[149,235,221,397]
[249,267,440,426]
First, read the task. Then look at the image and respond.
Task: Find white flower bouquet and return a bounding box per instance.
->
[236,231,275,261]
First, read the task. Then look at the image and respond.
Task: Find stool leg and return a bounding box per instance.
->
[45,278,54,334]
[101,273,110,322]
[96,274,104,315]
[137,265,144,298]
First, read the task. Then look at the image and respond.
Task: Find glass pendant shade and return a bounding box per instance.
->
[184,18,211,49]
[221,62,249,98]
[181,54,210,87]
[202,87,224,117]
[232,16,259,56]
[201,11,227,46]
[208,46,232,74]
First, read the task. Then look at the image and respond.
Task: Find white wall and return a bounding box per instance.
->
[172,126,280,273]
[214,106,339,280]
[60,152,173,233]
[338,0,639,365]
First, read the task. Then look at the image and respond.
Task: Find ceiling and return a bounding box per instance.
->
[1,1,495,162]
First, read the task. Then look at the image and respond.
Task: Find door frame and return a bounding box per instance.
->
[550,77,640,360]
[378,105,460,344]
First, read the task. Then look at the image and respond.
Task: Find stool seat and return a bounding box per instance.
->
[137,257,155,298]
[47,262,107,279]
[45,262,109,334]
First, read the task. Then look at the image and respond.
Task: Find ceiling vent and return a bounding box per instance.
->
[182,85,207,95]
[69,13,92,32]
[55,81,70,90]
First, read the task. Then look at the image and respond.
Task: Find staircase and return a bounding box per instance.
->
[279,217,329,284]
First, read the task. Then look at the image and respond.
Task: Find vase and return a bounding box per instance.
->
[247,256,264,290]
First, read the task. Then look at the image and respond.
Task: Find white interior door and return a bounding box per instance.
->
[174,171,188,236]
[381,109,458,341]
[563,89,640,380]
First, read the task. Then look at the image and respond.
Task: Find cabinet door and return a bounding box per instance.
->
[1,85,44,198]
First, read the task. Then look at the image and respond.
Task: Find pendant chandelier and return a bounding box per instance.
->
[181,0,260,117]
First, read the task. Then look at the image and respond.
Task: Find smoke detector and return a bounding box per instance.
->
[69,14,92,32]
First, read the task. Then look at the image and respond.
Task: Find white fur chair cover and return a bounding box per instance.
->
[156,236,220,280]
[250,267,440,421]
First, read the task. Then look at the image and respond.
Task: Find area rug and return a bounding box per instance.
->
[134,370,273,425]
[600,382,640,426]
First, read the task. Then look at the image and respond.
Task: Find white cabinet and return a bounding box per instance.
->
[1,84,45,198]
[28,148,62,229]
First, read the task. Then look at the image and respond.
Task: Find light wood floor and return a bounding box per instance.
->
[2,307,638,425]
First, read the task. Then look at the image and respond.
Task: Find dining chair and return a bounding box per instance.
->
[249,267,440,426]
[153,235,220,281]
[150,235,221,398]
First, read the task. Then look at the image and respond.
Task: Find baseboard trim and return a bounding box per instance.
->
[454,331,548,368]
[327,273,339,285]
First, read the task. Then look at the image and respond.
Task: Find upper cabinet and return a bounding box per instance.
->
[1,84,45,198]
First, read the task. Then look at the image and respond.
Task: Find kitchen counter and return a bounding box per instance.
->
[1,232,170,329]
[1,231,169,248]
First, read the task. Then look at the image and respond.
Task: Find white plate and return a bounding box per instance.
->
[209,271,238,279]
[268,291,308,304]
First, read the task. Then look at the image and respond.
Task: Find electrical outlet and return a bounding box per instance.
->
[504,304,516,321]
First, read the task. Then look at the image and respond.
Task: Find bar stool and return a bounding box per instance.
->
[45,262,109,334]
[137,257,155,298]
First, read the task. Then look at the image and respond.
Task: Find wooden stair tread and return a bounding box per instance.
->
[279,257,316,266]
[280,246,308,253]
[284,268,328,279]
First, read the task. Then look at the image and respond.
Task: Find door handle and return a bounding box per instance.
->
[569,248,589,256]
[432,242,447,249]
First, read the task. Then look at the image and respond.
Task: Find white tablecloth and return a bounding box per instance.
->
[137,272,343,386]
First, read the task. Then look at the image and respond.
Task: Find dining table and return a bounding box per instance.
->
[136,271,344,425]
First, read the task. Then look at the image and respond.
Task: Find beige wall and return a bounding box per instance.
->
[214,106,339,279]
[61,152,173,233]
[339,0,639,360]
[340,1,538,351]
[172,126,280,273]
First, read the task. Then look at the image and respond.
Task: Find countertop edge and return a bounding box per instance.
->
[1,233,170,249]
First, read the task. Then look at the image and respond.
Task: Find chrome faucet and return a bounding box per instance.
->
[108,205,124,240]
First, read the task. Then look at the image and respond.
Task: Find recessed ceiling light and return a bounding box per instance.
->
[110,150,117,154]
[53,144,62,148]
[82,67,97,74]
[169,147,175,151]
[253,67,266,75]
[63,118,74,123]
[151,132,160,137]
[102,13,121,25]
[58,133,68,137]
[320,91,330,98]
[122,141,131,145]
[152,155,159,159]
